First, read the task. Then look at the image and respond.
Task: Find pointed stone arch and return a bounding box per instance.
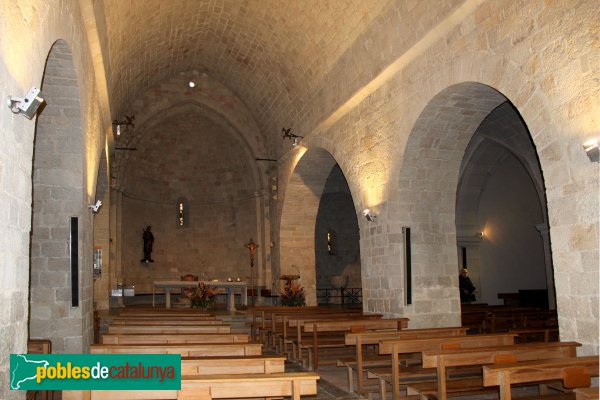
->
[392,82,527,327]
[279,148,362,305]
[30,40,88,352]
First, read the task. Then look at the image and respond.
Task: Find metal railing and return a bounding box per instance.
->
[316,287,362,305]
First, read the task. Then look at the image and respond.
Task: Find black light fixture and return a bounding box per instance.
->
[282,127,304,146]
[113,115,135,136]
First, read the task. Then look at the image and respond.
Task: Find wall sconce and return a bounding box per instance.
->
[6,87,45,119]
[583,140,599,163]
[88,200,102,213]
[282,127,304,146]
[363,209,377,222]
[112,115,135,136]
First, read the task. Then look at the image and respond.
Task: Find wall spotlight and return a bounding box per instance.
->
[6,87,45,119]
[583,140,600,163]
[363,209,377,222]
[88,200,102,213]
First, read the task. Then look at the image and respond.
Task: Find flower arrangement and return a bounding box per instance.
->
[190,282,217,309]
[280,280,306,307]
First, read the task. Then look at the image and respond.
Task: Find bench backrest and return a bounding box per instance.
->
[286,312,381,328]
[90,343,262,357]
[101,333,249,345]
[422,341,581,368]
[181,356,285,375]
[108,325,231,334]
[304,318,408,333]
[379,333,517,355]
[110,318,220,325]
[483,356,599,388]
[345,326,468,345]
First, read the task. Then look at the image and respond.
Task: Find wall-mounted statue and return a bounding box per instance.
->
[141,225,154,262]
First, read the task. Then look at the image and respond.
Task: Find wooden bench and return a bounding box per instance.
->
[101,333,249,345]
[279,311,382,357]
[341,327,468,394]
[302,318,409,370]
[264,308,365,348]
[109,317,220,325]
[378,333,517,400]
[117,311,213,318]
[251,306,321,342]
[179,372,319,400]
[409,341,581,400]
[483,356,599,400]
[107,324,231,334]
[181,355,286,375]
[90,342,262,357]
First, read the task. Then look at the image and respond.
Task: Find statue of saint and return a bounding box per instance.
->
[142,226,154,262]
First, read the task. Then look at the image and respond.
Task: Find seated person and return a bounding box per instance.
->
[459,268,477,303]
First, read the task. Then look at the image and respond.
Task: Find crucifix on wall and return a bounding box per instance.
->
[245,238,259,307]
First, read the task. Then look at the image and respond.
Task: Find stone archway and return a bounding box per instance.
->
[392,82,512,327]
[314,165,362,305]
[456,101,555,309]
[30,40,87,353]
[280,148,362,306]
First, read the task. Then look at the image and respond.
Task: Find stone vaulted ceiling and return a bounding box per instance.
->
[93,0,394,155]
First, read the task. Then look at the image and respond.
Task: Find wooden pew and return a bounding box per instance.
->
[179,372,319,400]
[88,356,288,399]
[342,327,469,394]
[302,318,409,370]
[90,342,262,357]
[109,317,220,325]
[117,311,213,318]
[378,333,517,400]
[181,355,285,375]
[251,306,321,341]
[282,311,382,356]
[107,324,231,334]
[483,356,599,400]
[101,333,249,345]
[264,307,365,348]
[411,341,581,400]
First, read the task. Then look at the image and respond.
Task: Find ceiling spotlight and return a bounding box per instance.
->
[6,86,45,119]
[583,139,600,163]
[188,81,196,88]
[363,209,377,222]
[282,127,304,145]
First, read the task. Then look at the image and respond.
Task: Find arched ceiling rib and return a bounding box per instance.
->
[94,0,392,152]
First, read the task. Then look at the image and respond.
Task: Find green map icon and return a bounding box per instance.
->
[10,354,49,390]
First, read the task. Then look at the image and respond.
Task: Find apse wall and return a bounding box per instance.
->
[119,115,258,293]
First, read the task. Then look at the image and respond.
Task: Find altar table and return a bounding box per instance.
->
[153,280,248,311]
